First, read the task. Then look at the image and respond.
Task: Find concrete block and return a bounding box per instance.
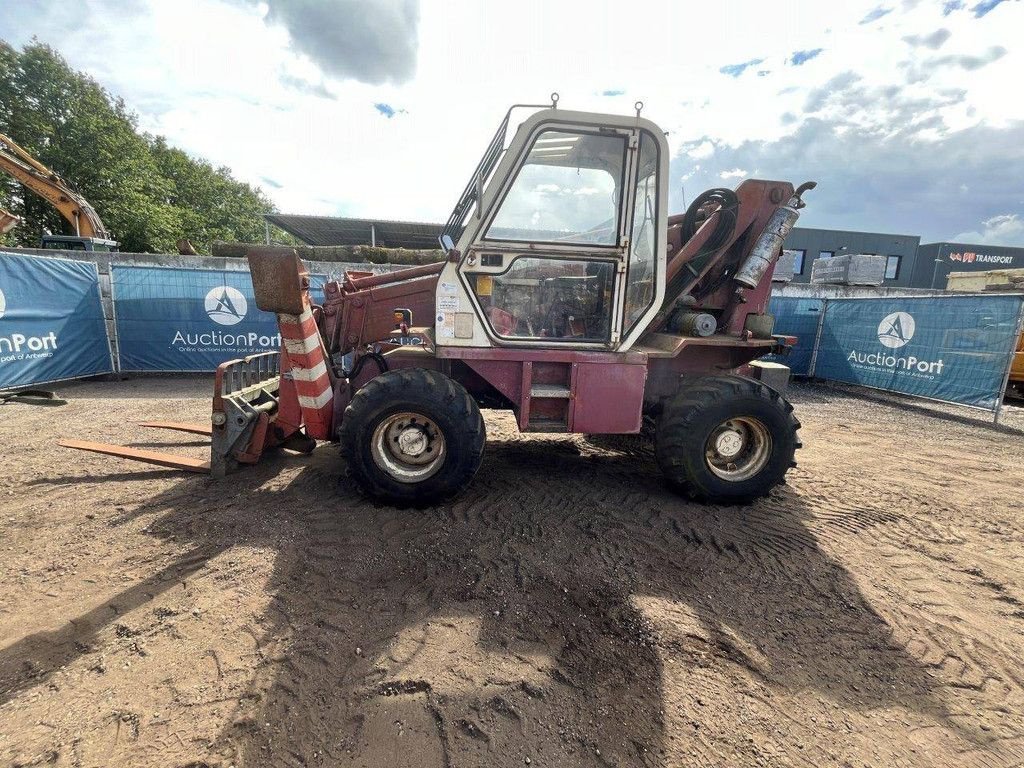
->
[750,360,791,393]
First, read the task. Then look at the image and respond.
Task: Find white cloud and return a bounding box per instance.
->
[0,0,1021,244]
[687,141,715,160]
[954,214,1024,245]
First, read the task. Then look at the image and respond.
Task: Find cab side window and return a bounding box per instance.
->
[623,132,659,330]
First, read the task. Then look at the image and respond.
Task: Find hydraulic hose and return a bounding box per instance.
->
[661,188,739,311]
[346,351,389,381]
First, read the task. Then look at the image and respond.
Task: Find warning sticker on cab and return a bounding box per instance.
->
[438,311,455,338]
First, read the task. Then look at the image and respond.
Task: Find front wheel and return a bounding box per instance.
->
[655,375,800,503]
[339,368,486,506]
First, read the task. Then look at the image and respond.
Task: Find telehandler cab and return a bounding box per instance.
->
[62,98,814,505]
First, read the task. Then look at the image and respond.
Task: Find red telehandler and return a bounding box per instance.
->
[62,99,814,505]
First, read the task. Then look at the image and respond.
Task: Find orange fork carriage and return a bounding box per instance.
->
[59,251,328,475]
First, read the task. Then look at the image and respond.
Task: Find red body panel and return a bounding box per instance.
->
[434,348,647,433]
[322,264,442,356]
[572,363,647,433]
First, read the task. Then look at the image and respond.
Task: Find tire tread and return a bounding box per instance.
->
[655,375,800,503]
[339,368,485,506]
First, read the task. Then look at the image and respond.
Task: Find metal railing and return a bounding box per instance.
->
[217,352,280,396]
[440,99,556,247]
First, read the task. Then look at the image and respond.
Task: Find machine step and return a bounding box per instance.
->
[524,417,568,432]
[530,384,571,399]
[58,439,211,473]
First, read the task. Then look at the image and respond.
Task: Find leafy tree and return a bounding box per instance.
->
[149,137,271,247]
[0,40,275,253]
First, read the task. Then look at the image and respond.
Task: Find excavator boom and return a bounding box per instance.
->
[0,132,111,240]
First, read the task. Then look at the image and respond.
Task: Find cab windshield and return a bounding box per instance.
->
[485,131,626,246]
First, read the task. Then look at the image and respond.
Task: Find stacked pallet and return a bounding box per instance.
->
[810,253,887,286]
[946,268,1024,293]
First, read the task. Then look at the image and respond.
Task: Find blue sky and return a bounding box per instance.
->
[1,0,1022,244]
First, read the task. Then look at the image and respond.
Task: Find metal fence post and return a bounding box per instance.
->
[808,299,828,379]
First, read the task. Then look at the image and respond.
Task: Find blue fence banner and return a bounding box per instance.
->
[112,266,327,372]
[0,252,113,389]
[767,296,823,376]
[812,295,1024,410]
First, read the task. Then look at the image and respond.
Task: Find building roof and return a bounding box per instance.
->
[264,214,444,250]
[792,225,920,241]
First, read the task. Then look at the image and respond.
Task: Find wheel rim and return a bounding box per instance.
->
[704,416,772,482]
[370,411,446,484]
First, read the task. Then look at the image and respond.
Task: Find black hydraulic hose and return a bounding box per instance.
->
[661,188,739,311]
[346,351,389,380]
[680,188,737,243]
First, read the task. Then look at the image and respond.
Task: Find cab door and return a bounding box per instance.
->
[457,124,639,349]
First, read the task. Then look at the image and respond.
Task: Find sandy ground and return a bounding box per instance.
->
[1,376,1024,768]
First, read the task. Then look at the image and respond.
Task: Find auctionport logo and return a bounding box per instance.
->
[0,288,60,362]
[877,311,915,349]
[847,310,943,377]
[204,285,247,326]
[169,284,279,351]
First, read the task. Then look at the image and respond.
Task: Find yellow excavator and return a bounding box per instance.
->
[0,132,118,252]
[1011,333,1024,400]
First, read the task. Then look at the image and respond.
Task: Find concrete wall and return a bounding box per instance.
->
[1,246,399,280]
[773,282,941,300]
[783,227,921,287]
[1,247,405,366]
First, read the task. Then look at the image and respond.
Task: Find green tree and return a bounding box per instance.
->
[149,137,271,248]
[0,40,275,253]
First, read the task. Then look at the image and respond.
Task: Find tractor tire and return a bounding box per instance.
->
[339,368,486,506]
[655,375,800,504]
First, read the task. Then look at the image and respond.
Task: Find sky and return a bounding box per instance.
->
[1,0,1022,245]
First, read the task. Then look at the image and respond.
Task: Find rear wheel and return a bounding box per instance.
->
[655,375,800,503]
[340,368,486,506]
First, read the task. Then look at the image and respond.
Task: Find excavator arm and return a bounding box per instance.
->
[0,132,110,240]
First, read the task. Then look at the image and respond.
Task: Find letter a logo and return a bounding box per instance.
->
[877,311,915,349]
[204,285,247,326]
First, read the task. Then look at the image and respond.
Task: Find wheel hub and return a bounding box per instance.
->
[705,417,772,482]
[370,412,447,483]
[397,427,428,457]
[714,429,744,458]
